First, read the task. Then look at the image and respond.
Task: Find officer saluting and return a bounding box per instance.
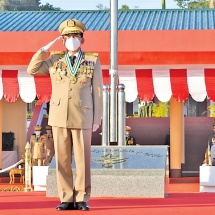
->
[27,19,103,211]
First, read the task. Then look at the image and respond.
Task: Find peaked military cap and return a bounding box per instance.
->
[34,125,42,131]
[59,19,86,35]
[125,126,131,131]
[45,125,52,130]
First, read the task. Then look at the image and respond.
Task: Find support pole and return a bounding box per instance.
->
[118,84,125,146]
[170,97,184,178]
[102,84,110,146]
[109,0,118,143]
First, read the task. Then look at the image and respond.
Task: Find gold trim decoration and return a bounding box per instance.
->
[51,51,65,55]
[91,153,128,168]
[67,20,75,27]
[62,26,84,34]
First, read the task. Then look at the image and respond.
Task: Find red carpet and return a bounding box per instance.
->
[0,179,215,215]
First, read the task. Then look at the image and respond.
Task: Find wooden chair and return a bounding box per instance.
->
[9,168,25,184]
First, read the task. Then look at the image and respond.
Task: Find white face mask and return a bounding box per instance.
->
[65,37,81,51]
[46,130,51,135]
[35,131,41,136]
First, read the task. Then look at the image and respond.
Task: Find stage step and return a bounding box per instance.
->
[0,176,24,183]
[169,177,199,183]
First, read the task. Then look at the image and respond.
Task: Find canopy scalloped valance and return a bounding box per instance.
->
[104,68,215,103]
[1,68,215,103]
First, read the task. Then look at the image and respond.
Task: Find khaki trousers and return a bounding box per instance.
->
[52,126,92,202]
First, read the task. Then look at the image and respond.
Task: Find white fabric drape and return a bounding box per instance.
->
[18,70,36,103]
[118,69,138,103]
[152,69,172,102]
[187,68,207,102]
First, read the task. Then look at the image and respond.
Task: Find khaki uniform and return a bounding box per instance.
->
[30,134,46,166]
[27,49,102,202]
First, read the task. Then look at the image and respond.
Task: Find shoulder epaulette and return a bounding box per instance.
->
[51,51,65,55]
[85,52,99,57]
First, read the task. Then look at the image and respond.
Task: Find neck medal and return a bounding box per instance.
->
[65,50,84,84]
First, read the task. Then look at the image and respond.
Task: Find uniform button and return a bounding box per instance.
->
[68,96,72,99]
[69,88,72,91]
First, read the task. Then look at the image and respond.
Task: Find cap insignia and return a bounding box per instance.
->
[67,20,75,27]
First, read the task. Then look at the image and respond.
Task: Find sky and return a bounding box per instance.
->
[40,0,180,10]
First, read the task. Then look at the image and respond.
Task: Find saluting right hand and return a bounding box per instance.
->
[42,36,63,51]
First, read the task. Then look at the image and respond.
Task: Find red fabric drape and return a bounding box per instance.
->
[2,70,19,102]
[102,69,110,85]
[34,76,52,103]
[170,69,189,102]
[204,68,215,102]
[136,69,154,102]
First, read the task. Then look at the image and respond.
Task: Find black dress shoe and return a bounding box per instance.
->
[76,201,90,211]
[56,202,75,210]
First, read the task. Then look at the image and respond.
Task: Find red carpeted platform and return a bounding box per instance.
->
[0,178,215,215]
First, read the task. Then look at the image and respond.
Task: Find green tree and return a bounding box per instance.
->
[120,4,129,10]
[152,102,169,117]
[40,3,61,11]
[174,0,210,8]
[0,0,6,10]
[0,0,61,11]
[3,0,40,11]
[96,3,130,10]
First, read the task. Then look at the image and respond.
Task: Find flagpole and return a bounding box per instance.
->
[109,0,118,143]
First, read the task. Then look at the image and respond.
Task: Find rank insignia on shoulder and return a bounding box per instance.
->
[84,52,98,57]
[51,51,65,55]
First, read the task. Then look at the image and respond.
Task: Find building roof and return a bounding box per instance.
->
[1,10,215,103]
[1,8,215,32]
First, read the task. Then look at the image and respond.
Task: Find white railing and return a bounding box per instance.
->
[36,103,47,126]
[0,159,24,173]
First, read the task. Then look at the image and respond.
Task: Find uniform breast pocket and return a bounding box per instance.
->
[79,100,93,112]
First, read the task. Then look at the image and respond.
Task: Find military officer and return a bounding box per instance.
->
[30,125,46,166]
[203,124,215,166]
[27,19,102,211]
[43,125,55,166]
[125,126,136,146]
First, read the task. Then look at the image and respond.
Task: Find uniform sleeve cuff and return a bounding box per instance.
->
[41,47,49,52]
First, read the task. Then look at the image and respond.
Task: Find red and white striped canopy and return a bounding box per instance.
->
[1,68,215,103]
[104,68,215,103]
[0,70,51,103]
